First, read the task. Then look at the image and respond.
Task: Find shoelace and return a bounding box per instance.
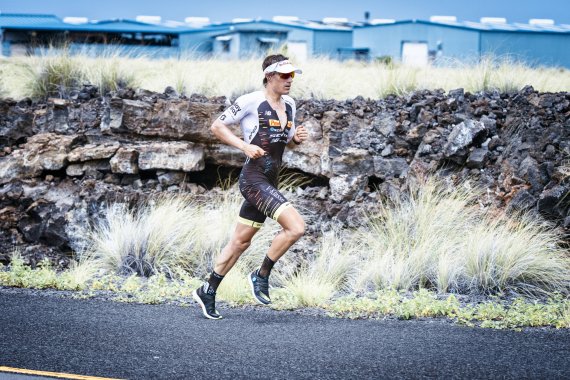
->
[256,276,269,295]
[201,288,217,310]
[207,298,218,315]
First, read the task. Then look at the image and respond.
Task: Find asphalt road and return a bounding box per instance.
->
[1,289,569,379]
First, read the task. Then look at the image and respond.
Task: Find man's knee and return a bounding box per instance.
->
[232,238,251,253]
[287,223,305,241]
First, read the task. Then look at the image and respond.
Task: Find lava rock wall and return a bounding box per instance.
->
[1,85,569,266]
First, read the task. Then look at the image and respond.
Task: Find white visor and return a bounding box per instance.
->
[263,60,303,74]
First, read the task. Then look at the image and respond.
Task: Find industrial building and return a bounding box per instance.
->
[1,13,570,68]
[353,17,570,67]
[0,13,210,58]
[0,13,354,60]
[208,18,353,60]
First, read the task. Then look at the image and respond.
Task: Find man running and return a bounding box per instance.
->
[192,54,309,319]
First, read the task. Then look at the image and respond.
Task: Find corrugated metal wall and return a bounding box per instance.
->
[481,31,570,67]
[354,23,480,62]
[237,32,288,58]
[228,22,314,55]
[313,30,353,58]
[355,22,570,68]
[179,29,229,57]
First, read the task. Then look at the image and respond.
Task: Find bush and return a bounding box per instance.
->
[353,179,570,295]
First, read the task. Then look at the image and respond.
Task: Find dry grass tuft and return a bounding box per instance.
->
[81,195,201,276]
[274,228,356,307]
[353,179,570,295]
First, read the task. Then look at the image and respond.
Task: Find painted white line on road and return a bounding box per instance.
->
[0,366,122,380]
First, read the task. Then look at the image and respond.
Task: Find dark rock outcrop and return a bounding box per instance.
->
[1,85,569,266]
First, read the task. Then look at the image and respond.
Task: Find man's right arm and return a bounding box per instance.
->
[210,119,265,159]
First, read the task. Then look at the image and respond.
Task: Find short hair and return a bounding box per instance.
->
[262,54,289,87]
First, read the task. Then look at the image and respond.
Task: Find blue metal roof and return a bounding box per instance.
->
[0,13,194,34]
[216,28,290,35]
[4,14,569,36]
[0,14,353,35]
[177,19,352,35]
[357,19,570,34]
[209,19,352,32]
[65,20,193,34]
[177,26,234,35]
[0,13,62,27]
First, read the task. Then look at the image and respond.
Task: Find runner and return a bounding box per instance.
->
[192,54,309,319]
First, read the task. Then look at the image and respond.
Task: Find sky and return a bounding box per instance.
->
[0,0,568,25]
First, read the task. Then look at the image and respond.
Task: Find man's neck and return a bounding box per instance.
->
[265,87,282,104]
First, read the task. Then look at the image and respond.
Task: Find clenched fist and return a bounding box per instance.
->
[293,125,308,144]
[242,143,266,159]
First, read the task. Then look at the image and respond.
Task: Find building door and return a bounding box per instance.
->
[401,41,428,67]
[287,41,308,62]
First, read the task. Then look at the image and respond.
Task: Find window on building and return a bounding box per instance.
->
[215,35,232,54]
[257,37,279,51]
[337,48,370,61]
[354,49,369,61]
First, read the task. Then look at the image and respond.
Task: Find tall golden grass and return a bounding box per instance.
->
[76,183,291,289]
[352,179,570,296]
[72,177,570,306]
[1,51,569,100]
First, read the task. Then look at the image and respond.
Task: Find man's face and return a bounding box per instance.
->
[270,72,294,94]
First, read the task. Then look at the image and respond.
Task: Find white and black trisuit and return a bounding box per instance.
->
[217,90,298,228]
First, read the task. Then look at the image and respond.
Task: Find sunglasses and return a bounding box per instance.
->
[277,72,295,80]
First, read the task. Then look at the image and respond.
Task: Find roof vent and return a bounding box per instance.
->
[480,17,507,24]
[430,16,457,23]
[135,15,162,24]
[529,18,555,25]
[232,18,253,23]
[63,17,89,24]
[370,19,396,25]
[184,17,210,26]
[273,16,300,23]
[322,17,349,24]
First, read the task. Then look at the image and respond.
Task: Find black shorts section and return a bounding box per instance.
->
[239,199,267,227]
[238,180,290,225]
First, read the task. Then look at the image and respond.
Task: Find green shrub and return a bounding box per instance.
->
[327,290,570,329]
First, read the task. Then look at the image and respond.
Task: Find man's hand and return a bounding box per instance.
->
[242,143,266,159]
[294,125,309,143]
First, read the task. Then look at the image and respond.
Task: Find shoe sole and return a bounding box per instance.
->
[248,272,271,305]
[192,290,222,320]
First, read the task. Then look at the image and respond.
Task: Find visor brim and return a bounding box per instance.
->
[274,64,302,74]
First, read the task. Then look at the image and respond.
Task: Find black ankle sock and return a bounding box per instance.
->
[258,255,276,278]
[205,271,224,294]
